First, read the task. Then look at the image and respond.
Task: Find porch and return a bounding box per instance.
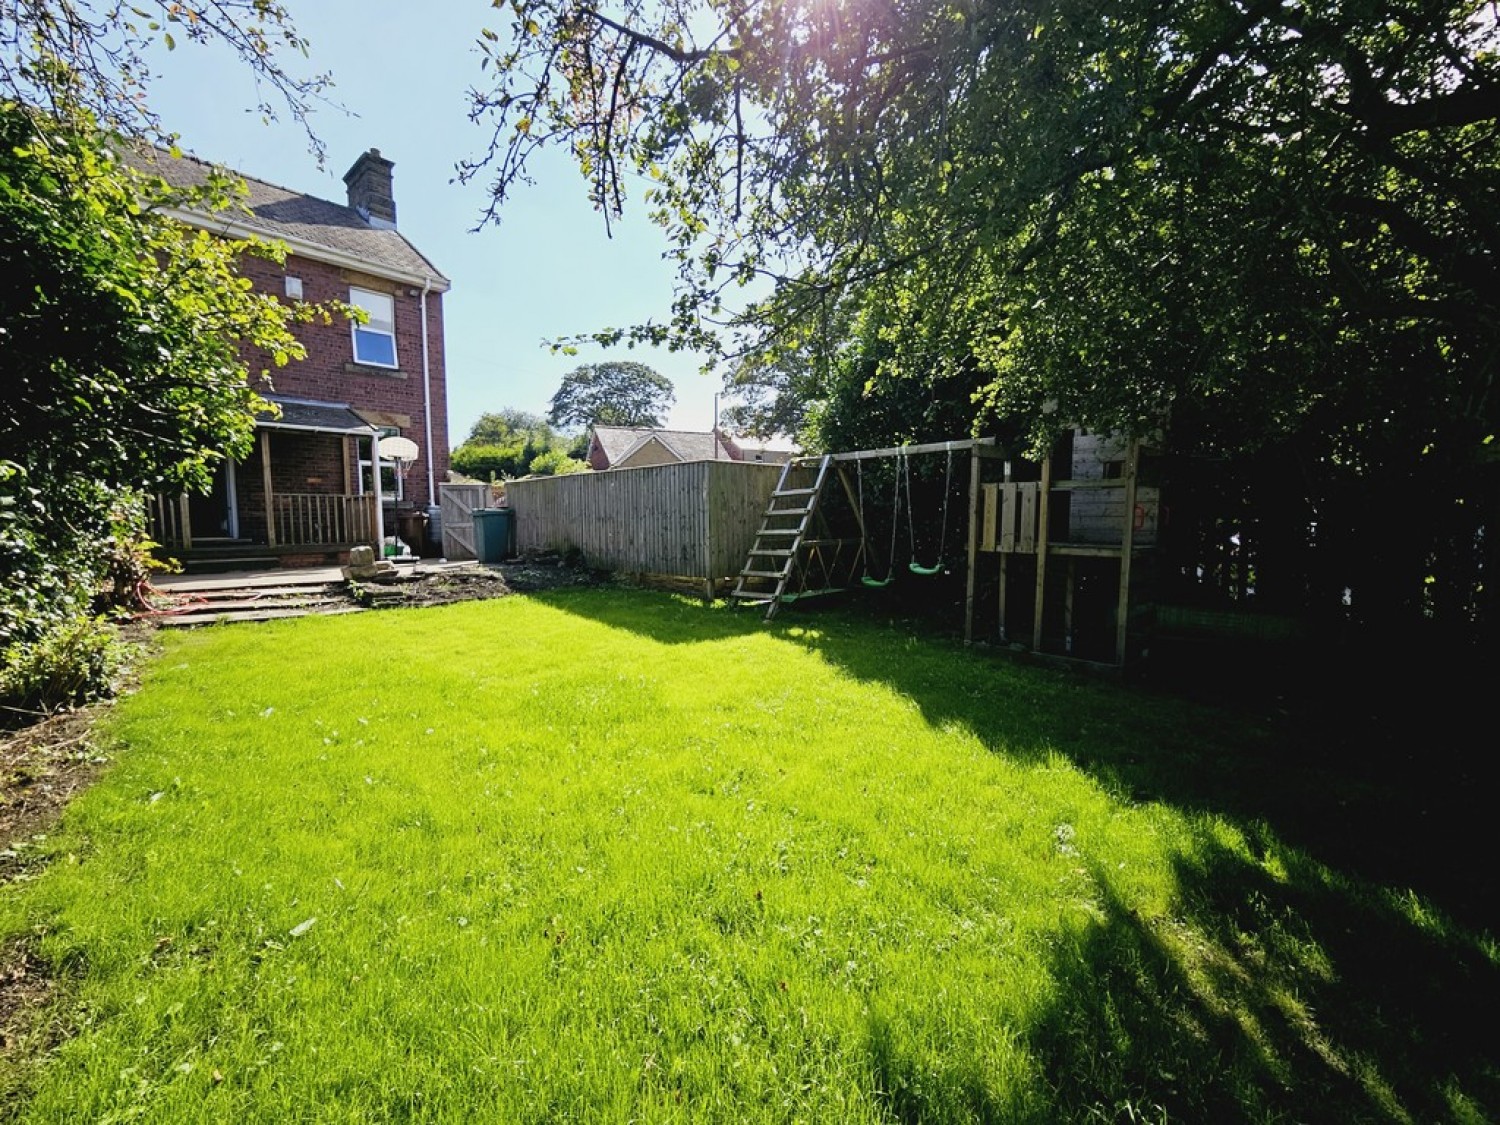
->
[148,398,392,570]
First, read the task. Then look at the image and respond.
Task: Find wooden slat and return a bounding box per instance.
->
[1018,484,1037,554]
[262,493,370,547]
[440,483,488,559]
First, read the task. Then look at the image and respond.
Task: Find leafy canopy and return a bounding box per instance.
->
[463,408,559,448]
[1,0,331,696]
[0,101,324,651]
[547,361,676,429]
[464,0,1500,466]
[0,1,332,160]
[451,409,587,479]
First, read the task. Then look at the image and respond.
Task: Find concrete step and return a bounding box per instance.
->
[179,555,280,574]
[157,605,366,628]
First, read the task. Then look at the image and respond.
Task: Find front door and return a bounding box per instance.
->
[185,460,238,540]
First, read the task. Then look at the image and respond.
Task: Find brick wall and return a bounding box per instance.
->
[238,252,450,508]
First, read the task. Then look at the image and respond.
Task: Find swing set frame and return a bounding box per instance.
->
[785,437,1003,622]
[744,433,1157,667]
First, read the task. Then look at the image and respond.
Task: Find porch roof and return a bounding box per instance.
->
[257,396,376,436]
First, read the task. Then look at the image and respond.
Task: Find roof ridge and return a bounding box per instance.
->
[139,143,369,227]
[125,143,449,284]
[595,425,718,437]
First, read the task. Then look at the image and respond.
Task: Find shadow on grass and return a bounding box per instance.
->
[533,587,1500,1122]
[1024,838,1500,1124]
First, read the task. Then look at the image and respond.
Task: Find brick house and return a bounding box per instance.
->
[136,146,450,566]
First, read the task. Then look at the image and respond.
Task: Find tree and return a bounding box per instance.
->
[1,1,331,159]
[1,1,329,706]
[1,102,321,701]
[450,408,584,479]
[466,0,1500,639]
[463,408,557,448]
[547,361,675,429]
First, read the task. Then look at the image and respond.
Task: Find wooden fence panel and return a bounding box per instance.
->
[508,462,781,581]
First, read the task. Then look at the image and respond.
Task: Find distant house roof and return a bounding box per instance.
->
[122,146,449,289]
[590,426,740,467]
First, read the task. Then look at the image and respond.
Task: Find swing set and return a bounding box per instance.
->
[732,430,1161,667]
[732,438,996,621]
[856,447,956,585]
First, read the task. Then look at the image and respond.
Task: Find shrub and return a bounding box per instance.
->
[527,449,590,476]
[0,615,125,717]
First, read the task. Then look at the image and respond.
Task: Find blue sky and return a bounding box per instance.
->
[144,1,742,447]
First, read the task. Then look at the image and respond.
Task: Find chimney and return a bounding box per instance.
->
[343,148,397,228]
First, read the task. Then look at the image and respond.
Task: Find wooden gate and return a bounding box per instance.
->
[439,483,490,560]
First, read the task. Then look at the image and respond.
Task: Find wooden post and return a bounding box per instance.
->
[1032,446,1053,652]
[836,465,866,585]
[1064,558,1076,655]
[997,460,1011,642]
[342,435,353,495]
[177,494,193,552]
[1115,436,1141,665]
[260,429,276,546]
[964,444,981,644]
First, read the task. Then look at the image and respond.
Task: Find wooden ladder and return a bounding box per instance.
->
[731,455,831,620]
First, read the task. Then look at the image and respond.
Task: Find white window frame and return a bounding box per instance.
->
[358,427,404,502]
[350,286,398,369]
[358,456,404,502]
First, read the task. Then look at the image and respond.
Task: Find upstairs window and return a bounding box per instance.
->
[350,287,397,368]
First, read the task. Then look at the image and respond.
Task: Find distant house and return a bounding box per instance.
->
[131,146,451,566]
[586,426,743,471]
[734,443,796,466]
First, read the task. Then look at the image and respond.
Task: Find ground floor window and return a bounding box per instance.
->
[357,427,404,501]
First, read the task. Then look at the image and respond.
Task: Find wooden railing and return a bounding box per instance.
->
[148,494,190,550]
[269,493,375,547]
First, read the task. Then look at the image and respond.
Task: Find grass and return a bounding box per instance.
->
[1,587,1495,1122]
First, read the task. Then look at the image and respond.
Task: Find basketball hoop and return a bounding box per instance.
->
[378,435,420,491]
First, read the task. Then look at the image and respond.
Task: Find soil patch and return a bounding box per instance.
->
[0,705,111,881]
[0,686,124,1081]
[354,555,611,609]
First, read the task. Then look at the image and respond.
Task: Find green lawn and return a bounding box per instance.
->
[1,588,1495,1122]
